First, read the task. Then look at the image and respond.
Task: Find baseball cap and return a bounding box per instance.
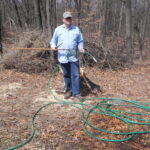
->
[63,11,72,19]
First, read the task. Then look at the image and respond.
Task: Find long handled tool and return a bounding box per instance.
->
[13,42,64,51]
[13,48,68,51]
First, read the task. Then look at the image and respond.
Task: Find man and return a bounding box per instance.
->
[50,11,85,100]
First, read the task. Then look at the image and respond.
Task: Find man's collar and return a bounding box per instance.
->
[62,24,73,29]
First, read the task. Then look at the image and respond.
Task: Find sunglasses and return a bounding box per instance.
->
[65,17,72,20]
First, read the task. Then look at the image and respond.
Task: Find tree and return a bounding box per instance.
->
[125,0,133,64]
[33,0,42,29]
[46,0,57,63]
[46,0,51,36]
[50,0,57,32]
[137,0,150,60]
[12,0,23,28]
[0,6,3,57]
[98,0,107,46]
[40,0,47,29]
[74,0,82,27]
[46,0,57,37]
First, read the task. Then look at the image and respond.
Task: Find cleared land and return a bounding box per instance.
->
[0,60,150,150]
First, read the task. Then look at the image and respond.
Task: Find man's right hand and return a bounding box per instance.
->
[51,47,57,51]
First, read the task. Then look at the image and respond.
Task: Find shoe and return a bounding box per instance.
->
[73,94,84,101]
[64,92,72,99]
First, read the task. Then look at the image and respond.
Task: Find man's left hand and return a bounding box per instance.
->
[79,49,85,53]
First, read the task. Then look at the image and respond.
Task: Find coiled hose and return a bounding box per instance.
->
[4,59,150,150]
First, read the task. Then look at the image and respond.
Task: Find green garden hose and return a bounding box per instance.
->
[4,62,150,150]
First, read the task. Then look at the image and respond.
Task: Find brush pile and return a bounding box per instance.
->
[0,29,128,74]
[1,29,57,73]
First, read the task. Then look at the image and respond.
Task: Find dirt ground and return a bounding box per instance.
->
[0,60,150,150]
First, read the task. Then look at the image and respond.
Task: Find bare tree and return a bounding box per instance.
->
[46,0,57,36]
[98,0,107,46]
[46,0,57,62]
[33,0,42,29]
[125,0,133,63]
[40,0,47,30]
[74,0,82,27]
[51,0,57,32]
[137,0,150,60]
[0,8,3,57]
[46,0,52,36]
[12,0,23,28]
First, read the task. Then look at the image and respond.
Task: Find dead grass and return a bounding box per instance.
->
[0,60,150,150]
[0,29,56,73]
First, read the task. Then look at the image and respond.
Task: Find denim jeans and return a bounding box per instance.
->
[61,61,80,96]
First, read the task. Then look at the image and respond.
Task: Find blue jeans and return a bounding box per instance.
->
[61,61,80,96]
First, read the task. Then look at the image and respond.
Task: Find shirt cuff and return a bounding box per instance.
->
[78,42,84,50]
[50,43,56,48]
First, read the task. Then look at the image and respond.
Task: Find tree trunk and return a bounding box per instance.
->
[50,0,57,32]
[46,0,57,63]
[65,0,69,10]
[138,0,149,60]
[12,0,23,28]
[125,0,133,64]
[46,0,52,37]
[99,0,107,46]
[74,0,82,28]
[40,0,47,30]
[33,0,42,29]
[0,8,3,57]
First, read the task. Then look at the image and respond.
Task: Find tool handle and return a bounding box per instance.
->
[13,48,66,51]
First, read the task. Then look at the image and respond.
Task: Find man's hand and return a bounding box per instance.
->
[51,47,57,51]
[79,49,85,53]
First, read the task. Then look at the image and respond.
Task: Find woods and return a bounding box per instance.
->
[0,1,150,150]
[0,0,149,68]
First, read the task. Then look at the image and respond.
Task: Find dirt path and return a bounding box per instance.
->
[0,61,150,150]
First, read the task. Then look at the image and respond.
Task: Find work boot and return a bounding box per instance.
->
[64,91,72,99]
[73,94,84,101]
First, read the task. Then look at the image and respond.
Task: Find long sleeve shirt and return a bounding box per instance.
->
[50,24,84,63]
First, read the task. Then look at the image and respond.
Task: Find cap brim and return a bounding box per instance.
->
[63,15,72,19]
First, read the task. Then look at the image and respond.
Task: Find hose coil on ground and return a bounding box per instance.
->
[4,62,150,150]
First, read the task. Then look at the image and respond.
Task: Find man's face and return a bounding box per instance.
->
[63,17,72,26]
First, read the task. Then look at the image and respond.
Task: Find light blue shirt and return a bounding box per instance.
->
[50,24,84,63]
